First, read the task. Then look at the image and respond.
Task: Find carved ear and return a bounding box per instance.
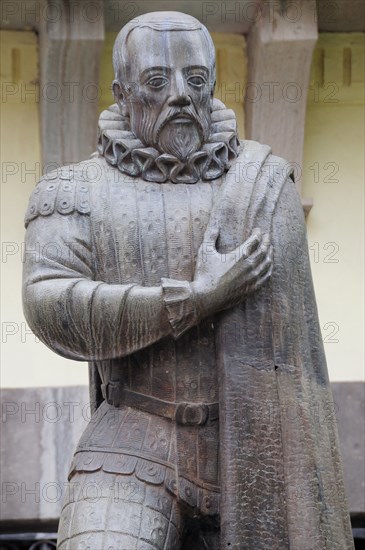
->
[210,80,216,109]
[112,80,123,101]
[112,80,128,115]
[211,78,216,95]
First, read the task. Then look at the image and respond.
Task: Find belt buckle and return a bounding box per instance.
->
[175,403,209,426]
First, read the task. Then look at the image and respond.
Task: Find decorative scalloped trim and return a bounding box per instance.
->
[69,449,220,511]
[97,99,240,184]
[24,167,91,228]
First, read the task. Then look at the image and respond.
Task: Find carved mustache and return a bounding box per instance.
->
[155,105,202,140]
[166,106,198,122]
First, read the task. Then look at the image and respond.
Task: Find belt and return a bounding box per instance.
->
[101,383,219,426]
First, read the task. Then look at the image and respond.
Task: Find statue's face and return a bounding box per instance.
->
[121,28,213,160]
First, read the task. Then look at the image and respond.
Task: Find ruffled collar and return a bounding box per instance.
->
[97,99,240,184]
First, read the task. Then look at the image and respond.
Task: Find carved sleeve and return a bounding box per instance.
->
[22,204,185,362]
[161,278,198,338]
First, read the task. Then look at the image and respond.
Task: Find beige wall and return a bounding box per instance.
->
[1,31,88,387]
[1,31,363,387]
[302,33,364,381]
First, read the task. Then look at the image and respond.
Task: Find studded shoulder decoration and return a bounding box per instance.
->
[24,165,91,228]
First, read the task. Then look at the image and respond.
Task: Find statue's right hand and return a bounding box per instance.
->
[191,225,273,317]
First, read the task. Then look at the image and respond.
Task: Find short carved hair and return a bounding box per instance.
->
[113,11,216,89]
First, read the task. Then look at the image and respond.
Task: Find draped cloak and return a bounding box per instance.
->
[208,142,354,549]
[23,134,354,548]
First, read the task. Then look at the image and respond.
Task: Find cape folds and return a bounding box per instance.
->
[209,142,354,549]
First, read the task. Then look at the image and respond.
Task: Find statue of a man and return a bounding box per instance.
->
[23,11,354,550]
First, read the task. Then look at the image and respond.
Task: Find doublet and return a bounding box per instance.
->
[24,157,225,512]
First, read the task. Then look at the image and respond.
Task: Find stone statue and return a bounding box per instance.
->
[23,11,354,550]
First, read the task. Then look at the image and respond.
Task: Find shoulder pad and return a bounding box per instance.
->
[24,165,91,228]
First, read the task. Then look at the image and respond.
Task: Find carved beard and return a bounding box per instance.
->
[129,102,211,162]
[157,119,202,161]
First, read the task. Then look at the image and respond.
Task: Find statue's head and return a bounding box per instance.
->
[112,12,216,161]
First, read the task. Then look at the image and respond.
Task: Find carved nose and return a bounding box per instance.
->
[168,95,191,107]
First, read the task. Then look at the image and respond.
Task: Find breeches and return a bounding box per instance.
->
[57,470,220,550]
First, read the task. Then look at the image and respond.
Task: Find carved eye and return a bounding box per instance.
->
[187,75,206,88]
[146,76,168,89]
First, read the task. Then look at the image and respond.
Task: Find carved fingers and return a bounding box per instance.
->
[231,228,272,282]
[243,229,273,283]
[192,226,273,319]
[248,244,273,292]
[235,227,262,260]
